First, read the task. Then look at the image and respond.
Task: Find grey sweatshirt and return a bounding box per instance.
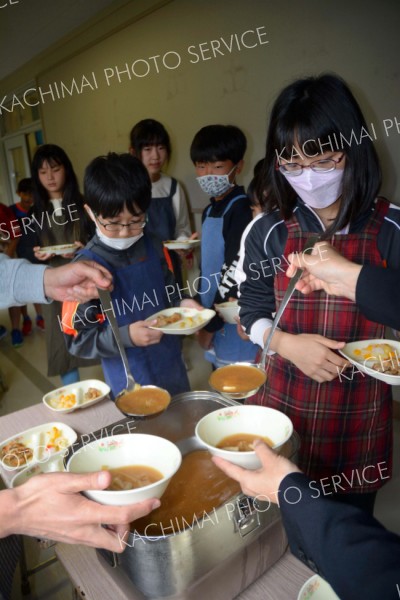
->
[0,254,49,308]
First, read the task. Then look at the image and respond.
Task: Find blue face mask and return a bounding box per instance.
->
[196,165,237,197]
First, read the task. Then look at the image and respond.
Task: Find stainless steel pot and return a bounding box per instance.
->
[68,391,300,599]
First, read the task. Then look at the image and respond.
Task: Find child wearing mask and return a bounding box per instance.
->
[190,124,258,368]
[237,74,400,513]
[62,153,202,398]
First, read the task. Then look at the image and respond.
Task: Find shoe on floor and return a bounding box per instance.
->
[22,316,32,336]
[36,315,45,330]
[11,329,23,348]
[0,325,7,341]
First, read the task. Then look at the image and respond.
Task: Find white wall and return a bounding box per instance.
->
[31,0,400,210]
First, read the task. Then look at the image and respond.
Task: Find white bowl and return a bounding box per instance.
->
[66,433,182,505]
[214,300,239,324]
[297,575,339,600]
[195,405,293,469]
[43,379,110,414]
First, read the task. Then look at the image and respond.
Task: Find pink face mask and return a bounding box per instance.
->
[283,168,344,209]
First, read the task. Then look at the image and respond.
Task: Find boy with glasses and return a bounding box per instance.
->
[62,153,201,398]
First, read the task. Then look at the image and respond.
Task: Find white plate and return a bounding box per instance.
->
[298,575,339,600]
[0,422,77,471]
[163,239,201,250]
[147,307,215,335]
[214,300,239,324]
[43,379,110,413]
[11,455,65,487]
[339,339,400,386]
[36,243,78,256]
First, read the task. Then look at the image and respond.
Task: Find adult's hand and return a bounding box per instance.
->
[286,241,361,300]
[43,260,113,302]
[2,471,159,552]
[213,440,301,504]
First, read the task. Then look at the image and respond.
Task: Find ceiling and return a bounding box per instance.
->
[0,0,119,81]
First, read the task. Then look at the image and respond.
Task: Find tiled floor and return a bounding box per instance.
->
[0,306,399,599]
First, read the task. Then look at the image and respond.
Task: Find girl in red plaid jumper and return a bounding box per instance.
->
[238,74,400,514]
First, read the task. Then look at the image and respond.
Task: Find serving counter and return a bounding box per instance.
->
[0,399,314,600]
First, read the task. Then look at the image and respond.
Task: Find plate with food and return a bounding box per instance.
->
[339,339,400,385]
[43,379,110,413]
[11,455,65,488]
[147,307,215,335]
[36,243,78,256]
[163,239,201,250]
[0,422,77,471]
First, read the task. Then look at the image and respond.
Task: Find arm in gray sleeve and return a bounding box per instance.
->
[0,254,49,308]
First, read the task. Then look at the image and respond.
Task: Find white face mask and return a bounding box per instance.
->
[196,165,237,197]
[283,168,344,209]
[96,226,143,250]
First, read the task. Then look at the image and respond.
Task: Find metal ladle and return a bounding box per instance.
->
[209,236,320,401]
[97,288,170,417]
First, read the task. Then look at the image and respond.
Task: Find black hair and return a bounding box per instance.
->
[129,119,171,159]
[31,144,91,245]
[258,74,381,236]
[247,159,266,209]
[190,125,247,164]
[84,153,151,218]
[17,178,32,194]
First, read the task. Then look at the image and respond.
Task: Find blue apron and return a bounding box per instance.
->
[147,177,182,287]
[200,195,258,367]
[79,237,189,398]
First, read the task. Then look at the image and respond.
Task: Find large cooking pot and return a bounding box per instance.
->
[67,391,300,599]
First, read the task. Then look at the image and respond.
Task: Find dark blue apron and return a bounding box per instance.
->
[79,237,189,398]
[200,195,259,367]
[147,177,182,287]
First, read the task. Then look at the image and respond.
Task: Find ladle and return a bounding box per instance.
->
[209,236,319,401]
[258,235,320,368]
[97,288,138,393]
[97,289,170,417]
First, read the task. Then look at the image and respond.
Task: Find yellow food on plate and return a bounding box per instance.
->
[45,426,69,452]
[353,343,400,375]
[353,343,397,361]
[49,392,77,409]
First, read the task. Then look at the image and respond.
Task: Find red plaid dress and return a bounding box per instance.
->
[249,198,393,493]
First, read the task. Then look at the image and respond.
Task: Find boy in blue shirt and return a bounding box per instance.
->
[190,125,258,368]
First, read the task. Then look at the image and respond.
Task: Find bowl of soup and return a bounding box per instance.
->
[66,433,182,505]
[209,362,267,400]
[195,405,293,469]
[115,385,171,417]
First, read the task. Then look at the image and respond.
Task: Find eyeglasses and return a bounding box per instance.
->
[277,154,344,176]
[94,213,147,232]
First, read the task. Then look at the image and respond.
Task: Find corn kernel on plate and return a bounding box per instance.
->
[339,339,400,385]
[43,379,110,414]
[0,423,77,471]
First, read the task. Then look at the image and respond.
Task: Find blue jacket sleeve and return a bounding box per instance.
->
[279,472,400,600]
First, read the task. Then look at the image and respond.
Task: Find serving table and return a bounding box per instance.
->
[0,400,314,600]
